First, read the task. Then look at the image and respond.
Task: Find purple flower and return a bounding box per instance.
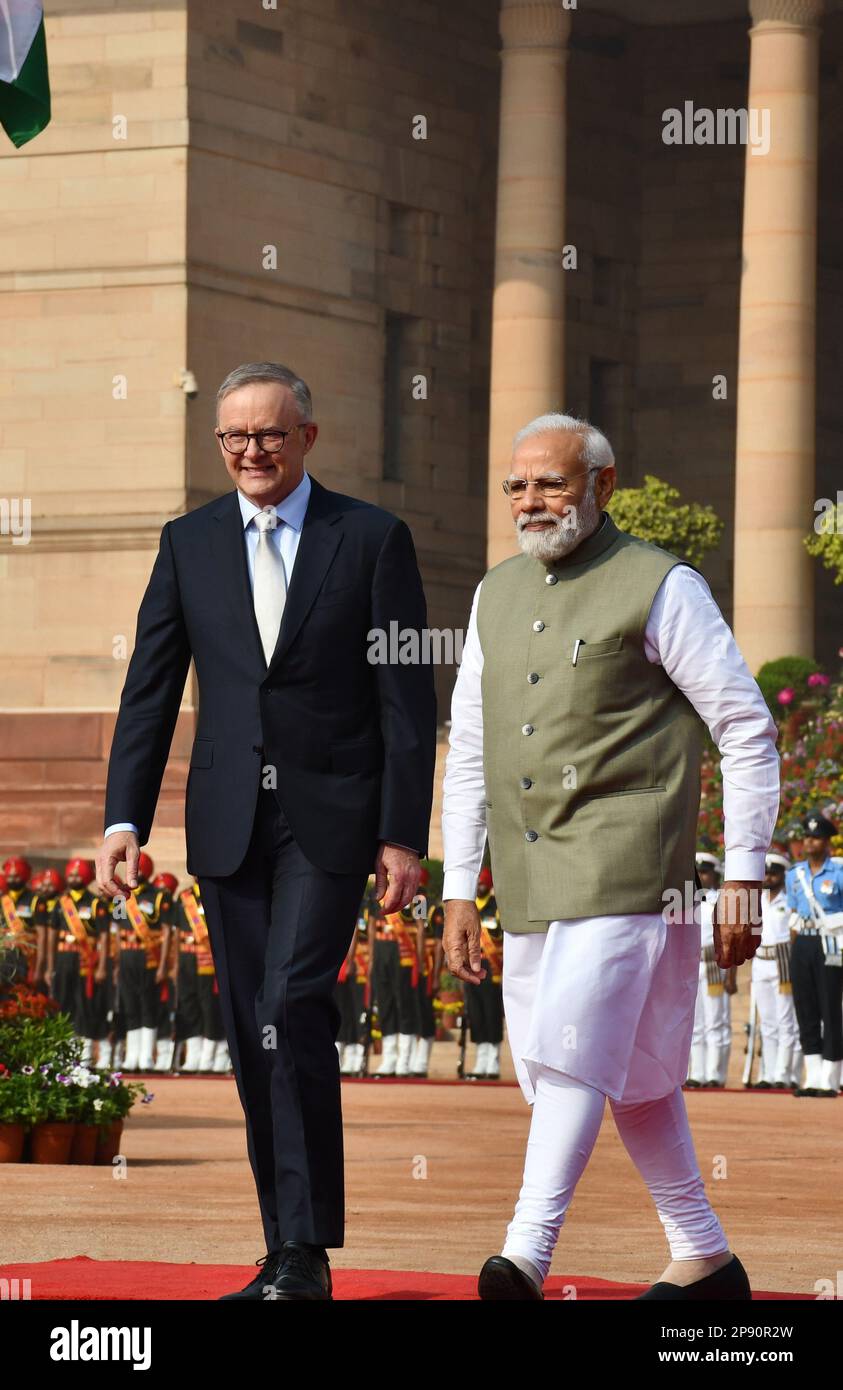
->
[141,1093,154,1104]
[56,1074,70,1084]
[21,1065,35,1075]
[39,1064,51,1074]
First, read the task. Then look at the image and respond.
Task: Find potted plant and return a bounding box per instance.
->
[0,1066,34,1161]
[90,1072,149,1164]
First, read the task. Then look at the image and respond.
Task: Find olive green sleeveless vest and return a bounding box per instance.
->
[476,513,704,932]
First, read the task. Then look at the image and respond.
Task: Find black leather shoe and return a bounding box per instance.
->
[635,1254,751,1301]
[793,1087,819,1097]
[478,1255,544,1301]
[815,1089,839,1098]
[266,1242,333,1301]
[219,1251,281,1301]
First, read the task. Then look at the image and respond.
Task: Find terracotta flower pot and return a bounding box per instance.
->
[70,1123,100,1165]
[0,1122,26,1163]
[31,1121,76,1165]
[94,1120,124,1165]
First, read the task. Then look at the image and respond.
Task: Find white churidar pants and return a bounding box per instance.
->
[500,915,728,1280]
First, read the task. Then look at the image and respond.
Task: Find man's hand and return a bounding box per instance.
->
[373,843,422,915]
[714,880,762,969]
[96,831,141,898]
[443,899,486,986]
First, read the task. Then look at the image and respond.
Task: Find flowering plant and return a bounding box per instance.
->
[698,657,843,857]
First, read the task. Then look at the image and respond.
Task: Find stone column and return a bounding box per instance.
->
[733,0,824,670]
[486,0,572,568]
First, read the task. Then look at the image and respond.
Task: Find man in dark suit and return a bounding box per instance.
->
[95,361,436,1301]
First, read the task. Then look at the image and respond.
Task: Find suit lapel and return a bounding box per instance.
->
[266,475,343,676]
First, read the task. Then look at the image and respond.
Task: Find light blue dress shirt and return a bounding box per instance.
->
[237,469,311,592]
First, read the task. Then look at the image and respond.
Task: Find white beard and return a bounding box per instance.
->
[516,486,602,562]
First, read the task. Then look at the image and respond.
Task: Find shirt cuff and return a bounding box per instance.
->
[723,849,767,882]
[443,869,481,902]
[104,823,139,838]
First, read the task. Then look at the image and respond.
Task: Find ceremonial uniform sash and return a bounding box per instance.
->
[480,926,503,983]
[59,893,98,996]
[1,892,30,939]
[180,889,213,975]
[125,892,152,944]
[385,915,419,987]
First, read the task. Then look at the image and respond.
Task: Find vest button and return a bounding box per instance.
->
[525,830,538,842]
[533,620,545,632]
[527,672,539,684]
[520,777,533,789]
[545,573,558,585]
[521,724,534,736]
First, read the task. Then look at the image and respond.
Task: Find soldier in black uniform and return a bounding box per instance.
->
[410,892,442,1077]
[112,851,174,1072]
[0,856,48,990]
[46,859,109,1064]
[464,867,505,1080]
[336,896,371,1077]
[172,877,229,1073]
[372,904,421,1076]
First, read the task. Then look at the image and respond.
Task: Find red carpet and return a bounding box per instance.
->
[0,1257,811,1300]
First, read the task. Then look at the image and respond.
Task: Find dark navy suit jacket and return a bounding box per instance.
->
[104,475,437,877]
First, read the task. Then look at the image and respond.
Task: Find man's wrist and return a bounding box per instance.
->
[104,822,139,839]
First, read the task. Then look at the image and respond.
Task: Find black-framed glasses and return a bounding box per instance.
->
[216,424,308,455]
[502,467,602,499]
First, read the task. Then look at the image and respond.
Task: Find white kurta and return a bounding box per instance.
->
[442,557,781,1103]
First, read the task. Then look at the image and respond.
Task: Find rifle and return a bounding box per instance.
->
[742,983,759,1087]
[457,986,468,1079]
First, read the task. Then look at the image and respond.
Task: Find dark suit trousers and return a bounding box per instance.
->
[199,784,369,1250]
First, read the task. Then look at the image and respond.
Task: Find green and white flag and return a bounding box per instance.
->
[0,1,51,148]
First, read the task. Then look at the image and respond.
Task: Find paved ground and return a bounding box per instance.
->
[2,1039,840,1295]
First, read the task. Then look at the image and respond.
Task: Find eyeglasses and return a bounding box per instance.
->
[502,467,602,499]
[215,425,308,455]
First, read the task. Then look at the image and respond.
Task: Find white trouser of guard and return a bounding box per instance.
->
[122,1028,142,1072]
[97,1039,113,1070]
[411,1037,432,1073]
[182,1036,203,1072]
[212,1040,231,1073]
[752,958,801,1083]
[690,969,731,1083]
[396,1033,415,1075]
[819,1058,842,1093]
[154,1039,175,1071]
[501,1067,728,1283]
[198,1037,217,1072]
[138,1027,157,1072]
[376,1034,398,1075]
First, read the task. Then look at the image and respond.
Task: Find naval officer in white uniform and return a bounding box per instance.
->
[442,413,780,1301]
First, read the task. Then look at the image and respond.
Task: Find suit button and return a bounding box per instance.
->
[520,777,533,789]
[252,745,263,754]
[525,830,538,842]
[527,672,539,684]
[522,724,534,736]
[545,573,558,585]
[533,620,545,632]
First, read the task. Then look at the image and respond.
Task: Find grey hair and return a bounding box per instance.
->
[216,362,313,422]
[512,413,615,472]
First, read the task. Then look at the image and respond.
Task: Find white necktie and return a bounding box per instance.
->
[253,508,287,664]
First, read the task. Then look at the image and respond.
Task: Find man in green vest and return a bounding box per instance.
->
[442,412,780,1301]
